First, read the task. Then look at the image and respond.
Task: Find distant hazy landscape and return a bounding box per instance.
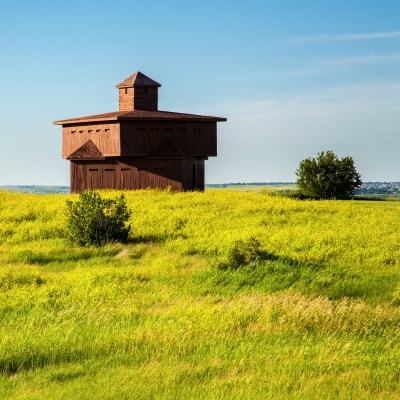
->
[2,182,400,197]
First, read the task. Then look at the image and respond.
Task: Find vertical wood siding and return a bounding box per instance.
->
[119,87,158,111]
[62,123,120,158]
[120,121,217,157]
[70,158,188,193]
[66,120,216,192]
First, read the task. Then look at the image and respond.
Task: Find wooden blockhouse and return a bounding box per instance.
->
[54,72,226,192]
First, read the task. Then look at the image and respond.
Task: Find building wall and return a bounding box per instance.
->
[62,122,120,158]
[70,157,205,193]
[62,120,216,160]
[119,87,158,111]
[120,121,217,157]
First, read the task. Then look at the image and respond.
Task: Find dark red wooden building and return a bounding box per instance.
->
[54,72,226,192]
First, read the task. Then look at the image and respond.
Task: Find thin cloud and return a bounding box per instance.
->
[331,54,400,66]
[217,54,400,84]
[291,54,400,77]
[290,31,400,44]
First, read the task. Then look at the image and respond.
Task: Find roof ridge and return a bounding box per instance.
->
[116,71,161,88]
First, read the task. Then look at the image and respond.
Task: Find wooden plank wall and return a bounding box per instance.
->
[119,87,158,111]
[62,122,120,158]
[119,87,134,112]
[120,121,217,157]
[70,158,187,193]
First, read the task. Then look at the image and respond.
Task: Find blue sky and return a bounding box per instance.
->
[1,0,399,184]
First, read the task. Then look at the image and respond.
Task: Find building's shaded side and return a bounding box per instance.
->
[119,120,216,157]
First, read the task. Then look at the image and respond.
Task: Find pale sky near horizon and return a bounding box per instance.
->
[0,0,399,185]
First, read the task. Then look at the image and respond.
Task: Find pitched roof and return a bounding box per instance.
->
[67,139,105,160]
[147,138,188,159]
[54,110,227,125]
[116,71,161,88]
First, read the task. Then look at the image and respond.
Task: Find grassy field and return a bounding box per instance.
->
[1,189,400,399]
[207,184,296,192]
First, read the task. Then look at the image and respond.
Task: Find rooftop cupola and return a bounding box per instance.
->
[116,71,161,112]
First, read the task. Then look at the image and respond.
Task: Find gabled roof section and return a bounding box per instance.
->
[147,138,188,159]
[67,139,105,160]
[53,110,227,125]
[116,71,161,88]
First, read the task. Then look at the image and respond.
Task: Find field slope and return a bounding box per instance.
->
[0,189,400,399]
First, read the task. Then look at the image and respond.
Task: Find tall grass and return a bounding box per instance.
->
[0,189,400,399]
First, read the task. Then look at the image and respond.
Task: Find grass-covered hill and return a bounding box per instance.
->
[1,189,400,399]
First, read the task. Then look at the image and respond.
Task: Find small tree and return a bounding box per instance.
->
[296,150,362,199]
[66,190,131,246]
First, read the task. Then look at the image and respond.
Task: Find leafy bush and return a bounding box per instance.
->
[225,237,263,269]
[66,191,131,246]
[296,150,362,199]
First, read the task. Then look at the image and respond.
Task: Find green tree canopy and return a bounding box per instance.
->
[296,150,362,199]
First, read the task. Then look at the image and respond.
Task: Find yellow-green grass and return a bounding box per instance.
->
[1,189,400,399]
[207,184,296,192]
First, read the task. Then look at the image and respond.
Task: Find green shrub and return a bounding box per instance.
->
[296,150,362,199]
[66,191,131,246]
[225,237,263,269]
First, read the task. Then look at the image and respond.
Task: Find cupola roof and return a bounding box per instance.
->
[116,71,161,88]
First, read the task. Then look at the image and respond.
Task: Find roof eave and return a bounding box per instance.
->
[117,117,227,122]
[53,116,119,125]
